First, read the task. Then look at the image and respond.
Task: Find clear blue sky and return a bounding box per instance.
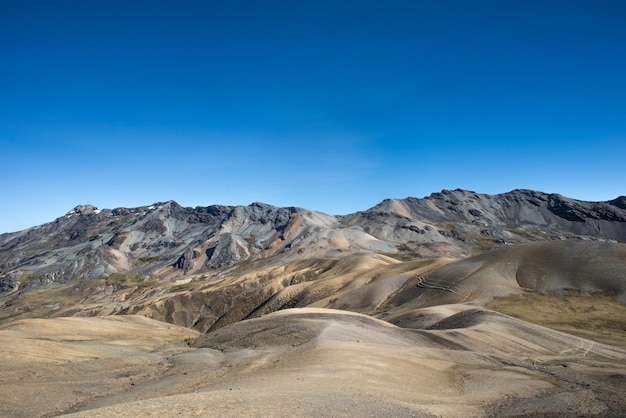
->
[1,0,625,233]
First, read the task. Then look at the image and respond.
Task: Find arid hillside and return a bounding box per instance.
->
[0,190,625,416]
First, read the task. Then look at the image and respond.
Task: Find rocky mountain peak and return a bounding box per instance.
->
[609,196,626,210]
[67,204,99,216]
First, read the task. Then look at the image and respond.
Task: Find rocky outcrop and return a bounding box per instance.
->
[0,273,17,293]
[69,204,99,216]
[206,234,251,269]
[173,248,197,274]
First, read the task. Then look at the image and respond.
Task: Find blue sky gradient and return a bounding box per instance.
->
[1,1,625,233]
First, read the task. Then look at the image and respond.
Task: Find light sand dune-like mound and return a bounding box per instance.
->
[377,240,626,318]
[0,315,198,418]
[4,309,624,417]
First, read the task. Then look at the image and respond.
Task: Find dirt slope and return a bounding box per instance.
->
[3,308,624,417]
[1,240,625,416]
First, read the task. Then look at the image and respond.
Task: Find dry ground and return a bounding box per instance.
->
[2,308,625,417]
[1,241,625,416]
[486,291,626,349]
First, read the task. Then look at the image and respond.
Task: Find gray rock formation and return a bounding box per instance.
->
[206,233,251,269]
[173,248,197,274]
[0,189,624,294]
[342,189,626,256]
[0,273,17,293]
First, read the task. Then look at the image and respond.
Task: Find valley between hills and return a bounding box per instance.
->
[1,189,625,417]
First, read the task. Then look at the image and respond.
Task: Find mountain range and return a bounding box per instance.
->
[1,189,626,417]
[2,189,624,292]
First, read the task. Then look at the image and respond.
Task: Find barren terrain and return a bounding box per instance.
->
[1,191,625,416]
[2,307,625,417]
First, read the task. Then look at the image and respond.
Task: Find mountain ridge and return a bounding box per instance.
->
[344,188,626,256]
[1,189,624,297]
[2,188,625,237]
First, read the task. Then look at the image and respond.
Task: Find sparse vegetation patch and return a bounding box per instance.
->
[105,273,156,289]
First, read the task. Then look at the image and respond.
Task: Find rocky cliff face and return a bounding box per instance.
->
[0,189,624,294]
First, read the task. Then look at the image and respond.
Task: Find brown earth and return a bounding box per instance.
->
[2,308,626,417]
[486,291,626,349]
[1,240,625,416]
